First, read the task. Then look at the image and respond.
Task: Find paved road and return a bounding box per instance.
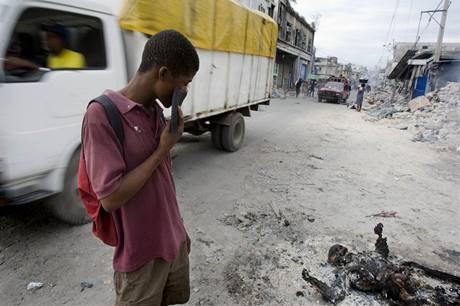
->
[1,97,458,305]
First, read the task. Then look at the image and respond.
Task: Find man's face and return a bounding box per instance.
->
[153,67,195,108]
[46,32,64,54]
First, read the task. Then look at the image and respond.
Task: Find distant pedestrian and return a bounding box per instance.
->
[355,83,365,112]
[309,80,316,97]
[295,78,303,97]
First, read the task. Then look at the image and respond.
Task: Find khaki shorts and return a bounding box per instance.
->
[114,243,190,306]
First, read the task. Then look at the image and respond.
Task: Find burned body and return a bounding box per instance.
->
[302,224,460,305]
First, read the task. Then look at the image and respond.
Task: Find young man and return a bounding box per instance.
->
[82,30,199,306]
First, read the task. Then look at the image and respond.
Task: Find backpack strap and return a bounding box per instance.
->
[92,95,124,149]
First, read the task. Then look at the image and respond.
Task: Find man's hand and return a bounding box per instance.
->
[5,56,39,70]
[159,107,184,154]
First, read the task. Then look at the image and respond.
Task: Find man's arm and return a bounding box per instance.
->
[100,109,184,213]
[5,56,39,70]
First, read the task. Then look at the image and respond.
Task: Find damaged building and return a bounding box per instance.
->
[387,42,460,98]
[314,56,340,80]
[273,0,315,89]
[236,0,316,90]
[236,0,277,18]
[314,57,367,87]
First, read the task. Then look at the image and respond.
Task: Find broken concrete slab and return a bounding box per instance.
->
[409,96,431,112]
[394,124,409,130]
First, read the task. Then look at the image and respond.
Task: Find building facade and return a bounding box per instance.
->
[235,0,315,89]
[274,0,315,89]
[314,56,340,79]
[236,0,278,19]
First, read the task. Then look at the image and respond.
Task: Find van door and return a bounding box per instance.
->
[0,2,126,196]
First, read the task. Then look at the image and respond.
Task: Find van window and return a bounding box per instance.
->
[2,7,106,83]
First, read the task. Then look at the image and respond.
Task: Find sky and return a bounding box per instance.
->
[292,0,460,68]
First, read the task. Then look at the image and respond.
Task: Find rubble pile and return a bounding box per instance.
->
[365,82,460,152]
[365,85,409,119]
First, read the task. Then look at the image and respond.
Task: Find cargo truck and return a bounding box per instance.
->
[0,0,277,223]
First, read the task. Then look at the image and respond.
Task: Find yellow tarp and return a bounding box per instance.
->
[119,0,278,58]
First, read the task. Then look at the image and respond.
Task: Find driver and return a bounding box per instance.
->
[44,24,86,69]
[4,24,86,71]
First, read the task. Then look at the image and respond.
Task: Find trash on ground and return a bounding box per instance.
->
[366,210,398,218]
[80,282,94,292]
[27,282,44,291]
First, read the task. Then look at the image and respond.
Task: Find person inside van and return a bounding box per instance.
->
[44,24,86,69]
[4,33,41,72]
[5,24,86,71]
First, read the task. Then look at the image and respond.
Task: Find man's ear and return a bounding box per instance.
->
[158,66,168,81]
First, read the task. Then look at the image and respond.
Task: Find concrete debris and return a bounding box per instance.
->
[309,154,324,161]
[271,88,285,99]
[409,96,431,112]
[365,82,460,152]
[80,282,93,292]
[394,124,409,130]
[412,129,439,143]
[366,210,398,218]
[27,282,44,291]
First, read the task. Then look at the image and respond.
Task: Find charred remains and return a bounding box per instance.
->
[302,224,460,305]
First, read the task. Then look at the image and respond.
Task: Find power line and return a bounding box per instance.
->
[414,0,443,47]
[389,0,401,42]
[385,0,401,44]
[377,0,400,66]
[403,0,415,41]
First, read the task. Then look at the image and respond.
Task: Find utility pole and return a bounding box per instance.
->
[433,0,450,63]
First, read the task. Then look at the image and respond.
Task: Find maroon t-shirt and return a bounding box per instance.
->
[82,90,186,272]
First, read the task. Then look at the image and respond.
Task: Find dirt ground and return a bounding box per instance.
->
[1,96,459,306]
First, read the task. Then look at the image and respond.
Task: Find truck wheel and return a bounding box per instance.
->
[46,149,91,225]
[221,113,245,152]
[211,124,223,150]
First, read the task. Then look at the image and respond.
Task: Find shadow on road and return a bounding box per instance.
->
[0,201,72,247]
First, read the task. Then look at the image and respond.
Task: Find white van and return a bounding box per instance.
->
[0,0,277,224]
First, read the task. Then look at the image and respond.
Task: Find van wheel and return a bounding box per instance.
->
[211,124,223,150]
[46,149,91,225]
[221,113,245,152]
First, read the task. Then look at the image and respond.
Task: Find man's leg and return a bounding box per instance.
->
[114,259,170,306]
[161,242,190,306]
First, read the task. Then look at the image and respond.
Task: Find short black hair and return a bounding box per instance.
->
[138,30,199,76]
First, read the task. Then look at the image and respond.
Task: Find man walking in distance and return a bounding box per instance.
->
[295,77,303,97]
[82,30,199,305]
